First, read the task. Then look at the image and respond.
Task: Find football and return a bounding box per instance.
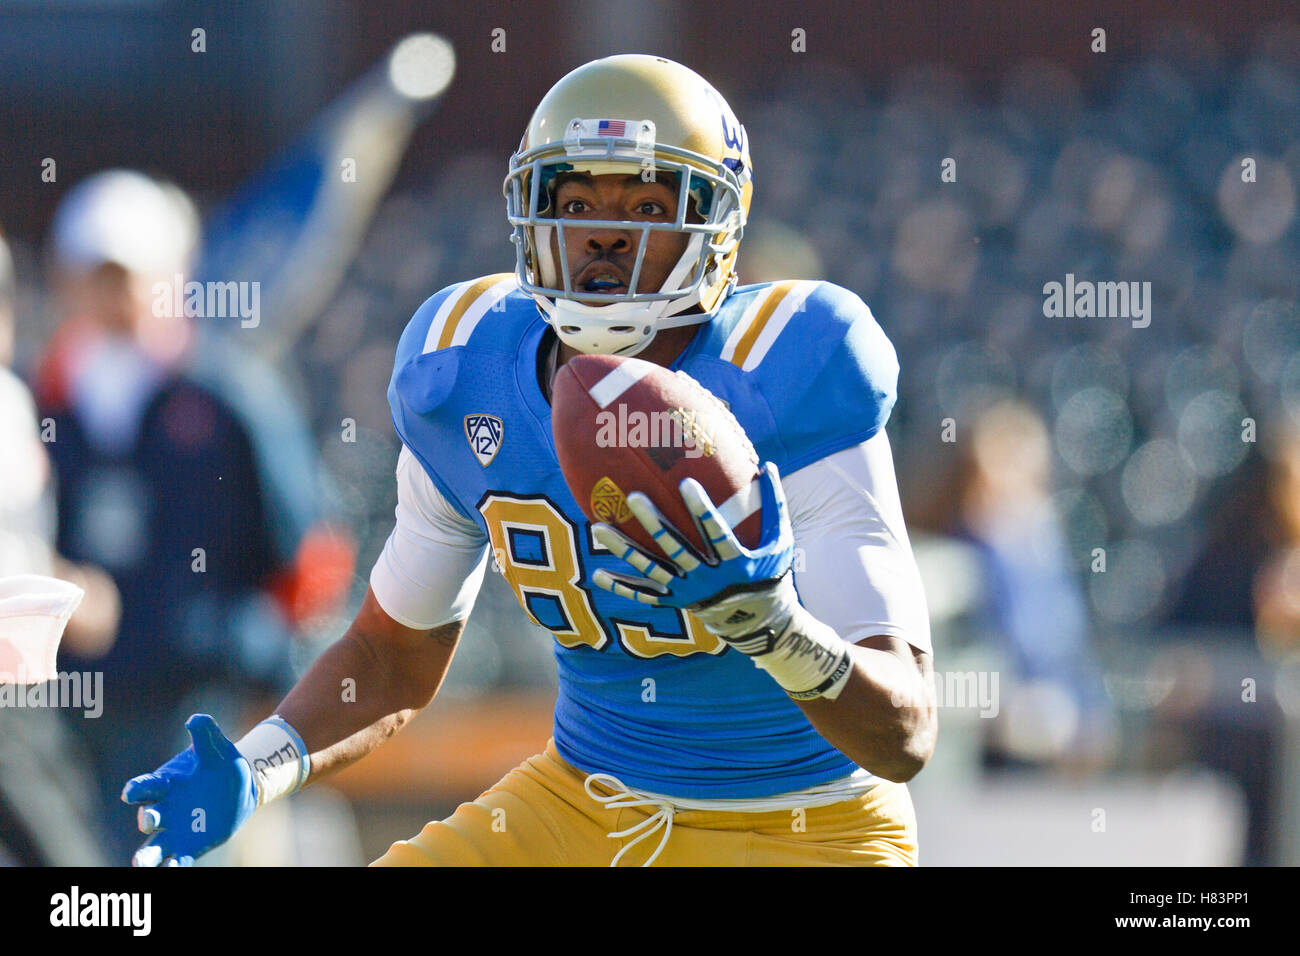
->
[552,353,763,561]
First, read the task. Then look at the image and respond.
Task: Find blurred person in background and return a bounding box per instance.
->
[32,170,354,862]
[1171,419,1300,656]
[951,400,1118,772]
[1252,425,1300,655]
[0,226,117,865]
[1162,419,1300,864]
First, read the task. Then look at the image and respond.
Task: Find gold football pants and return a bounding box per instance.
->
[372,739,917,866]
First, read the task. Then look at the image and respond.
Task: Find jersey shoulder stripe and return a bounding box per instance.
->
[421,273,517,354]
[719,279,818,371]
[691,278,900,474]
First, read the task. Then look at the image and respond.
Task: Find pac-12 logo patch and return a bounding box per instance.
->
[590,476,632,523]
[464,414,504,467]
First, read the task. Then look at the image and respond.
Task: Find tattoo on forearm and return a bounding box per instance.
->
[430,624,459,648]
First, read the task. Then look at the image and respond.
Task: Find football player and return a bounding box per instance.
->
[124,54,937,866]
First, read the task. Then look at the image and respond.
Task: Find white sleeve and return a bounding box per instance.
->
[782,430,932,655]
[368,446,491,630]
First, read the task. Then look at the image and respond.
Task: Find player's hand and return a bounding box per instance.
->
[121,713,259,867]
[591,461,798,643]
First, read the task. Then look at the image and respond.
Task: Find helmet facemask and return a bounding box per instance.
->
[505,119,746,356]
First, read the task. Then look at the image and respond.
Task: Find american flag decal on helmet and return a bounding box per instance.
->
[464,413,504,467]
[597,119,626,136]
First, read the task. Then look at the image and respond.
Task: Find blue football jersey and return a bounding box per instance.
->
[388,273,899,797]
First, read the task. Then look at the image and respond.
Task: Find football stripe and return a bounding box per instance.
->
[448,274,517,348]
[717,475,762,530]
[727,280,801,369]
[740,280,817,372]
[422,280,472,353]
[437,273,514,351]
[588,359,654,409]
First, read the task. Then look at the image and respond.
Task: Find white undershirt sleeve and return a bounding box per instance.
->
[368,446,491,630]
[782,430,932,655]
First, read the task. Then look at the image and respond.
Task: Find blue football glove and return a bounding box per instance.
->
[121,713,259,867]
[591,461,798,642]
[592,461,854,699]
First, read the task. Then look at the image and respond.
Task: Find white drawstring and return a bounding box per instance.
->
[581,765,885,865]
[583,772,677,867]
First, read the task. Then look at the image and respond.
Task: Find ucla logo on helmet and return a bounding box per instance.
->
[465,413,505,467]
[718,114,750,185]
[721,114,745,152]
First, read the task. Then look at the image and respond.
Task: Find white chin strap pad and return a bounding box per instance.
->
[548,298,660,356]
[534,225,713,356]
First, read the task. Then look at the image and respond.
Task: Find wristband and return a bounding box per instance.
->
[748,606,854,701]
[235,716,311,805]
[690,574,853,701]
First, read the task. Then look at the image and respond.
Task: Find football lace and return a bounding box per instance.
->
[671,369,760,468]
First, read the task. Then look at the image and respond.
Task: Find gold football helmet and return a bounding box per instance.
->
[504,54,752,356]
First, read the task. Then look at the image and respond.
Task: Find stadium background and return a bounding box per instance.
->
[2,0,1298,865]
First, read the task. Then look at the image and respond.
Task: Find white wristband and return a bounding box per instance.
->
[235,716,311,805]
[751,606,854,701]
[689,574,853,701]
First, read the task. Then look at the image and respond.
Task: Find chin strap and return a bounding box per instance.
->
[531,230,717,356]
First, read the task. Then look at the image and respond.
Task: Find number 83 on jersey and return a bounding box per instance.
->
[479,494,725,660]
